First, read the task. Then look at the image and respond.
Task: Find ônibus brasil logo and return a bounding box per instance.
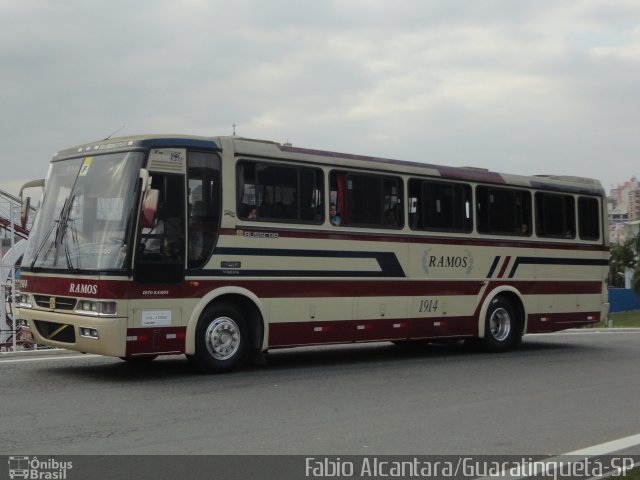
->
[8,456,73,480]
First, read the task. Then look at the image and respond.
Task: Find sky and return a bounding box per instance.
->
[1,0,639,198]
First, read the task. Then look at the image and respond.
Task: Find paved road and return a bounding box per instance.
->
[1,331,639,456]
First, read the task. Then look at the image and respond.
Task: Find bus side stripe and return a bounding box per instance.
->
[213,247,406,278]
[508,257,609,278]
[219,228,609,252]
[18,277,602,299]
[486,256,501,278]
[497,256,512,279]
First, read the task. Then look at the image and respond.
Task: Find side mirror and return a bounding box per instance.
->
[141,189,159,229]
[18,178,44,229]
[20,197,31,229]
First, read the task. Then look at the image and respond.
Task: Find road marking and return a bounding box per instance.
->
[476,433,640,480]
[531,330,640,336]
[0,354,100,364]
[564,432,640,456]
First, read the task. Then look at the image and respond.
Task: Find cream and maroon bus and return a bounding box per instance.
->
[17,135,609,372]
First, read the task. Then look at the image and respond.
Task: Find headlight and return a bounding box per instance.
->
[75,300,117,316]
[17,293,32,308]
[79,327,99,339]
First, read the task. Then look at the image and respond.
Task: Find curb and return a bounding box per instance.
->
[571,327,640,332]
[0,348,83,358]
[527,328,640,335]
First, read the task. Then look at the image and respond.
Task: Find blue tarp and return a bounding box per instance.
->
[608,288,640,313]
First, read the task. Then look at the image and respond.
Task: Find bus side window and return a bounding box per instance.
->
[329,171,403,229]
[187,152,221,269]
[477,186,531,236]
[409,178,472,233]
[237,160,323,224]
[535,192,576,238]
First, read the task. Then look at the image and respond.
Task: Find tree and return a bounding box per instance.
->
[609,238,637,288]
[631,233,640,259]
[633,265,640,295]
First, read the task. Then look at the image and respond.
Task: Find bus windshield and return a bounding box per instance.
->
[23,151,145,272]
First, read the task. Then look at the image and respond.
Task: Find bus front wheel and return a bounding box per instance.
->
[479,296,521,352]
[191,303,249,373]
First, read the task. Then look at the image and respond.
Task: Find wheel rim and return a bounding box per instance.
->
[489,307,511,341]
[204,316,241,360]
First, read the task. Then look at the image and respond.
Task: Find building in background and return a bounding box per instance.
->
[609,177,640,244]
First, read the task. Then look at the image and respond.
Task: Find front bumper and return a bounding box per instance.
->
[18,308,128,357]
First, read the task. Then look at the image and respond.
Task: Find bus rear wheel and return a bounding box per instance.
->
[191,303,249,373]
[479,296,521,352]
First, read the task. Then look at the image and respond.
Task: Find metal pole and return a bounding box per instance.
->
[10,201,16,352]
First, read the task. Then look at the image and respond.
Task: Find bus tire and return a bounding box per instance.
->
[479,296,521,353]
[191,303,249,373]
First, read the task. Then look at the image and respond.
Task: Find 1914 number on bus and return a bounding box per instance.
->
[419,299,438,313]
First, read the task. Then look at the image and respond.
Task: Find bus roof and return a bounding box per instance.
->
[229,136,604,195]
[53,134,221,159]
[53,134,604,196]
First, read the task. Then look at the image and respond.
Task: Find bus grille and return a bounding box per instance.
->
[34,320,76,343]
[33,295,77,310]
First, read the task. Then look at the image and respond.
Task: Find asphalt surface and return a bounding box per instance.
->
[1,330,639,456]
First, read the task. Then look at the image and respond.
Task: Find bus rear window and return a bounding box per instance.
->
[578,196,600,240]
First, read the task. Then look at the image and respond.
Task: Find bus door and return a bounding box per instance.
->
[134,149,221,283]
[135,170,186,283]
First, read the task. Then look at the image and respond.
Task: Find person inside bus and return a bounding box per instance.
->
[141,205,183,261]
[141,219,162,256]
[385,206,400,226]
[329,203,341,226]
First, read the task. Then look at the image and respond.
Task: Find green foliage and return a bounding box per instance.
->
[609,235,640,288]
[633,265,640,296]
[604,311,640,327]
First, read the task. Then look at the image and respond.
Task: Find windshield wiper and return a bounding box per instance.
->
[62,217,80,273]
[29,195,75,270]
[29,196,68,270]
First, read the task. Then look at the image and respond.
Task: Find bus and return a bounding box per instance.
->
[16,135,609,372]
[8,456,30,479]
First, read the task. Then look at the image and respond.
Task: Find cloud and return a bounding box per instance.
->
[1,0,639,196]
